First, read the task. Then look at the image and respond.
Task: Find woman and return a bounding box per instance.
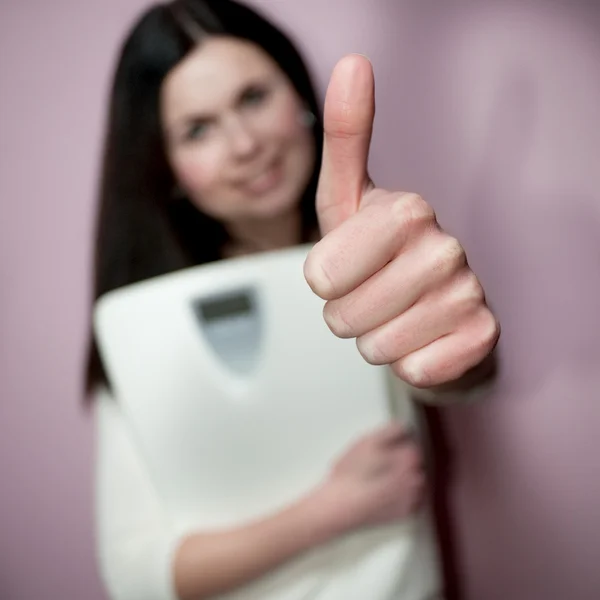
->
[88,2,431,599]
[87,1,498,599]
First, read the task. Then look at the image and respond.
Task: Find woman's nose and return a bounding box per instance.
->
[225,116,259,159]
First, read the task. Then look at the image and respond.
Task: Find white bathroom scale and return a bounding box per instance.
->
[93,244,438,600]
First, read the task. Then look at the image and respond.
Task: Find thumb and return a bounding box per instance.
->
[316,54,376,235]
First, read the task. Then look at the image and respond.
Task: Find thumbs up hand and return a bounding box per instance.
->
[304,55,499,389]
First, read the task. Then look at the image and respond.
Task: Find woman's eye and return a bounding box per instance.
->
[241,86,268,107]
[186,121,210,141]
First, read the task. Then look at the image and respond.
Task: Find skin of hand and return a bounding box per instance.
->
[315,421,426,530]
[305,54,500,390]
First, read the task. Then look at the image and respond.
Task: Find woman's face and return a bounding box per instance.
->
[160,36,316,225]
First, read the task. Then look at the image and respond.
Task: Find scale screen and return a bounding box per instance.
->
[191,290,261,375]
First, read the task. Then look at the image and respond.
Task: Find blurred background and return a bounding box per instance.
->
[1,0,599,598]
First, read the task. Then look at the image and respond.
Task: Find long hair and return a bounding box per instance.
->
[85,0,323,392]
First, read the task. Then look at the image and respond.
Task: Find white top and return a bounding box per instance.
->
[93,376,443,600]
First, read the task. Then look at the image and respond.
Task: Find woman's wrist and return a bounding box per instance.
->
[300,482,357,543]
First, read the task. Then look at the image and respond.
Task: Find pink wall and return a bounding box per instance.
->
[1,1,599,599]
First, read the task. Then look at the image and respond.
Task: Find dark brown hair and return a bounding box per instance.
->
[85,0,323,392]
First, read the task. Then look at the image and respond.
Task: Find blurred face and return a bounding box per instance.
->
[160,36,316,225]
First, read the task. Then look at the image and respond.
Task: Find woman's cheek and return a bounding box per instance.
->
[282,105,306,139]
[172,149,220,198]
[266,93,306,141]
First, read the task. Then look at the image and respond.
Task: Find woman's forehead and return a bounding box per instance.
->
[161,37,281,119]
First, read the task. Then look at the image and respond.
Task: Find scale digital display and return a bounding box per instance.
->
[190,290,260,375]
[193,291,254,323]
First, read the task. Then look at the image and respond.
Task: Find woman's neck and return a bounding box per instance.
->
[223,210,306,258]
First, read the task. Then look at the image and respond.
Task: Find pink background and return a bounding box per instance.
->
[1,1,599,598]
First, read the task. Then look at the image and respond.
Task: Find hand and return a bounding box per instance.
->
[304,55,500,389]
[315,422,425,531]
